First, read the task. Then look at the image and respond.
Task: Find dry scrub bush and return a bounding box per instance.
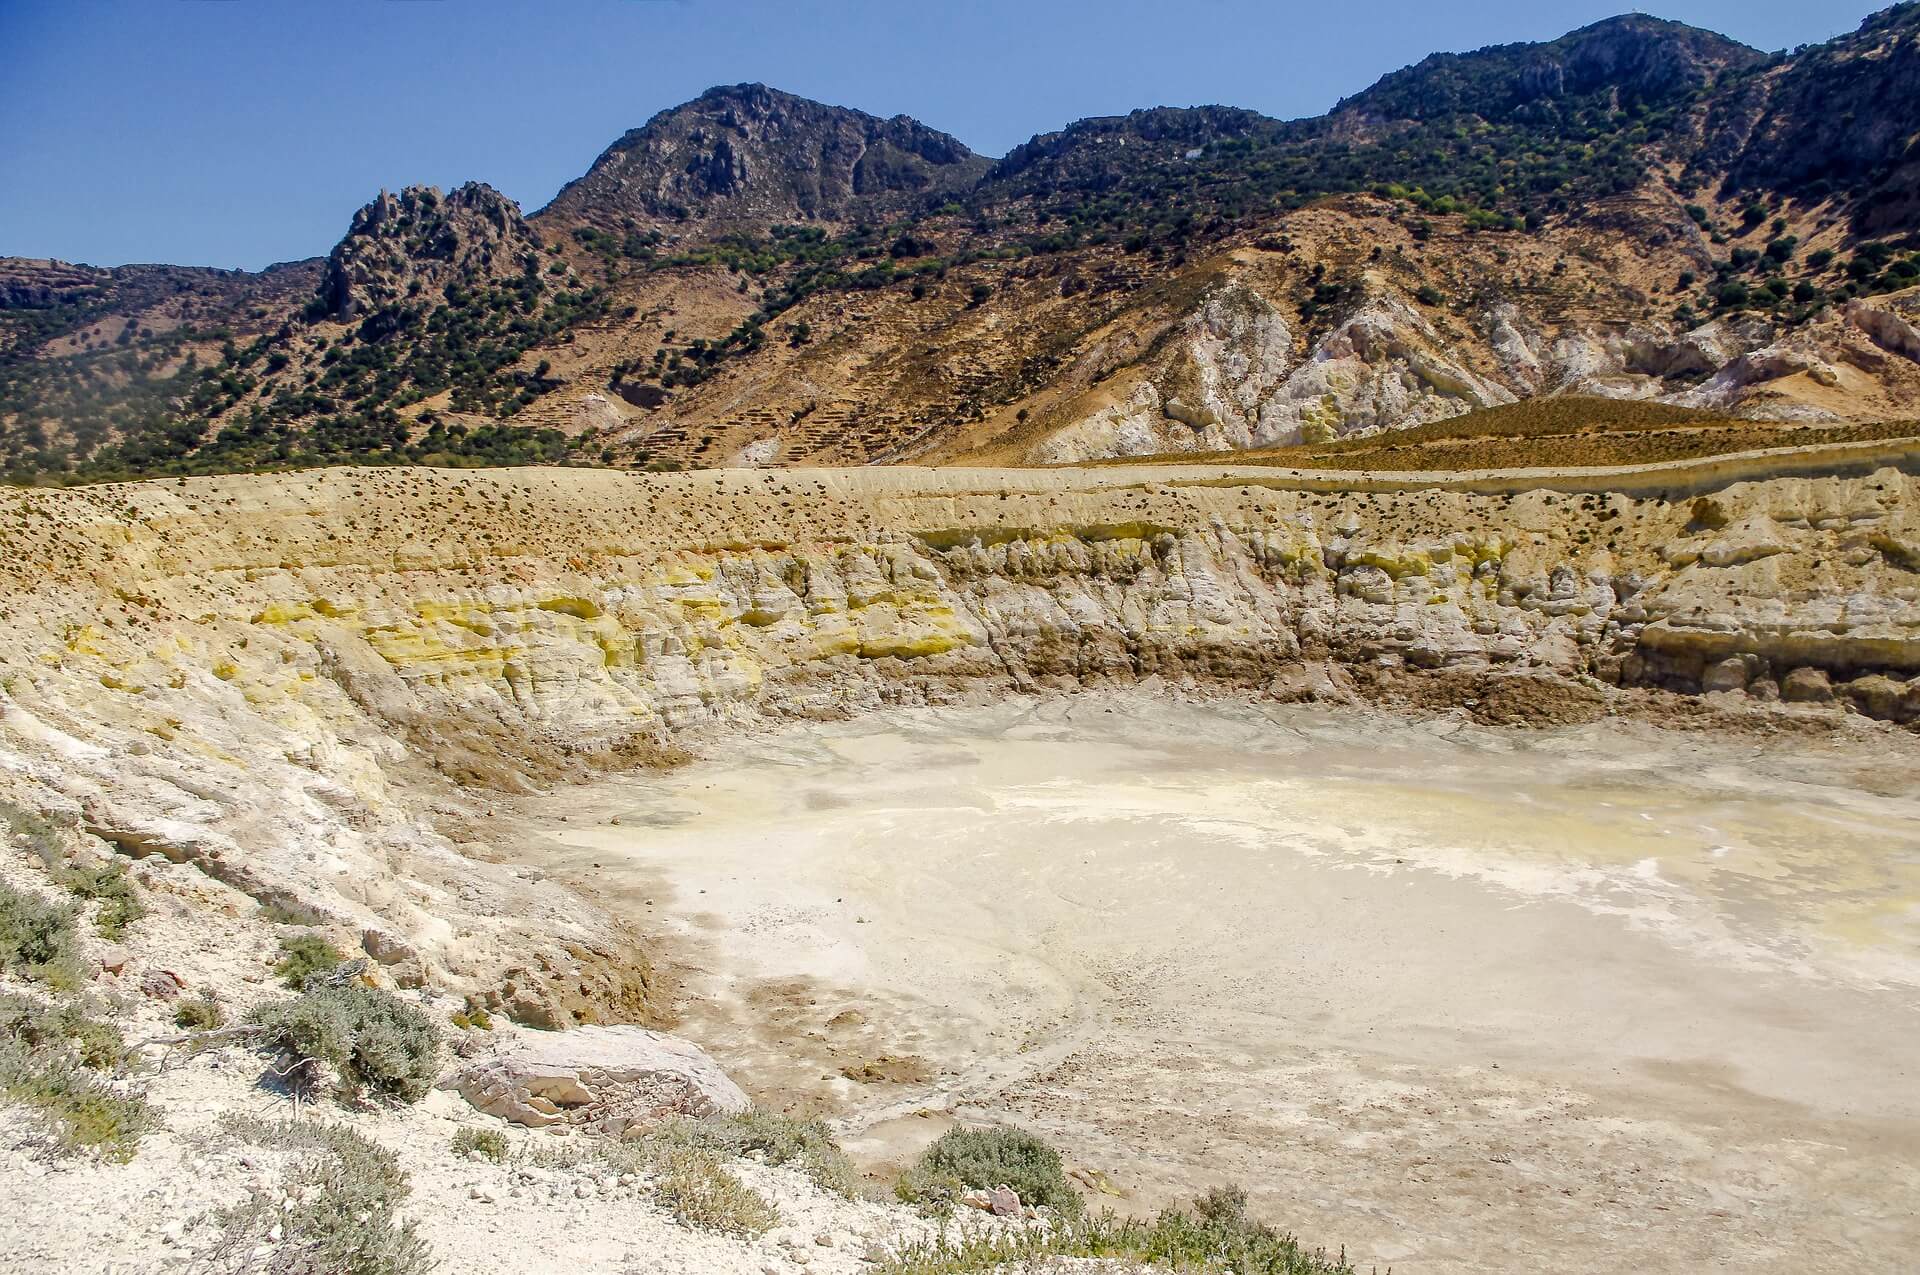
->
[174,993,224,1030]
[206,1115,432,1275]
[695,1109,860,1198]
[0,990,154,1160]
[530,1115,795,1236]
[0,879,84,990]
[249,982,441,1102]
[271,934,346,989]
[649,1141,781,1237]
[53,859,144,939]
[0,989,126,1069]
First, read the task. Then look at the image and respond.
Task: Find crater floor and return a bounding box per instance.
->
[528,696,1920,1274]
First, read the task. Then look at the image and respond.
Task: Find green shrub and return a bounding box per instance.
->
[249,983,441,1102]
[451,1126,508,1164]
[272,934,346,989]
[897,1126,1081,1217]
[0,880,83,989]
[173,994,224,1031]
[880,1186,1352,1275]
[208,1116,432,1275]
[0,1029,155,1167]
[53,860,144,939]
[0,801,62,864]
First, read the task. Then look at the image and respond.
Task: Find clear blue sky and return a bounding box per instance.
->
[0,0,1882,271]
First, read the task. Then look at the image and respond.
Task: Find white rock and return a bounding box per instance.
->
[442,1025,750,1132]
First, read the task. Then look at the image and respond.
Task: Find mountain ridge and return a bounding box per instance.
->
[536,82,991,234]
[8,7,1920,481]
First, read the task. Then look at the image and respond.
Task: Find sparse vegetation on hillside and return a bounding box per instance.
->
[1085,399,1920,474]
[7,9,1920,482]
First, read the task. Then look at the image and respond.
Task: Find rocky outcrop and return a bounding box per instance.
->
[321,183,547,322]
[1849,298,1920,365]
[538,84,989,233]
[445,1027,750,1132]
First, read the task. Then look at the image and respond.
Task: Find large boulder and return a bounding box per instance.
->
[442,1026,750,1133]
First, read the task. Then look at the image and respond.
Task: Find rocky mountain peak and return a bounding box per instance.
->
[1335,13,1763,126]
[536,84,989,232]
[320,182,542,321]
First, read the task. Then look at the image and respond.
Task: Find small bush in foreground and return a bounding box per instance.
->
[249,982,441,1102]
[897,1125,1081,1218]
[451,1126,508,1164]
[880,1187,1353,1275]
[649,1141,780,1237]
[0,1030,155,1161]
[0,880,83,989]
[208,1116,432,1275]
[53,860,144,939]
[272,934,346,989]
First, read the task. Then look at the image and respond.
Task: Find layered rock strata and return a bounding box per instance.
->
[0,451,1914,1020]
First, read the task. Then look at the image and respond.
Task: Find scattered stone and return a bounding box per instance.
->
[1701,656,1749,694]
[361,927,418,966]
[1781,667,1835,704]
[838,1054,931,1085]
[95,944,132,975]
[1844,673,1914,722]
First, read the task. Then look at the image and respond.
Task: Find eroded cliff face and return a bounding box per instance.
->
[1024,263,1920,465]
[1,457,1915,1023]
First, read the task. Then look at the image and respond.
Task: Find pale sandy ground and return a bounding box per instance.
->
[0,847,972,1275]
[529,694,1920,1275]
